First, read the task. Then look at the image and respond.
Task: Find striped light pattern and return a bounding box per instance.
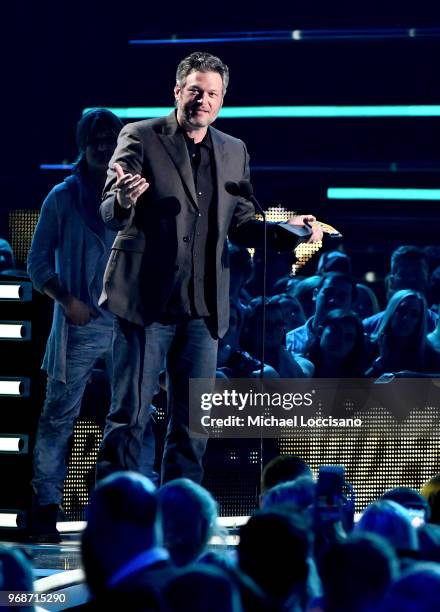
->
[0,284,26,301]
[40,164,73,171]
[0,513,18,528]
[0,381,23,396]
[0,437,25,453]
[129,27,440,45]
[0,323,30,340]
[83,105,440,120]
[327,187,440,201]
[0,379,29,397]
[0,282,32,301]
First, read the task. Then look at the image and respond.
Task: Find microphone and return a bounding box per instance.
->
[238,180,254,199]
[225,180,264,216]
[224,180,254,200]
[224,181,241,197]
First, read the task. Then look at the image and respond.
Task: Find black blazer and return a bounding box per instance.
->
[99,112,305,337]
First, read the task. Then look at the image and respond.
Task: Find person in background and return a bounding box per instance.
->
[27,108,123,542]
[366,289,439,377]
[290,275,323,320]
[303,310,370,378]
[260,455,313,497]
[163,565,243,612]
[0,238,14,270]
[216,300,270,378]
[356,500,418,565]
[238,510,312,611]
[81,472,175,610]
[427,268,440,352]
[241,299,312,377]
[421,475,440,525]
[316,533,399,612]
[269,293,306,333]
[364,246,438,335]
[286,272,358,356]
[229,244,252,308]
[381,487,431,525]
[316,250,352,276]
[381,563,440,612]
[260,475,316,515]
[0,545,36,612]
[158,478,220,567]
[353,283,380,320]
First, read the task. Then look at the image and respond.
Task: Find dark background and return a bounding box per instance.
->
[3,1,440,274]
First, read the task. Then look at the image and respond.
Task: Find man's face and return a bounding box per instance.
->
[314,278,354,322]
[85,129,117,171]
[174,70,224,130]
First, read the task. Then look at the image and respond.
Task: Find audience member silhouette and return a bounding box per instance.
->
[158,478,219,567]
[261,476,316,516]
[381,486,431,523]
[260,455,313,496]
[421,475,440,525]
[316,250,352,276]
[241,300,311,376]
[0,545,35,612]
[353,282,380,320]
[303,310,370,377]
[356,500,418,563]
[163,565,243,612]
[238,510,311,611]
[286,272,358,356]
[80,472,175,610]
[381,563,440,612]
[290,275,323,320]
[269,294,306,333]
[317,532,399,612]
[364,246,438,334]
[366,289,439,376]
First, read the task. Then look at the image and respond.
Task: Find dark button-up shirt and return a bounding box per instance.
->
[163,128,216,319]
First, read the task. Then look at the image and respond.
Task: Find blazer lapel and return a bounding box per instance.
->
[158,112,198,208]
[210,127,227,230]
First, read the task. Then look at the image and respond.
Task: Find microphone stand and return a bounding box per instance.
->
[225,181,268,482]
[248,194,267,381]
[246,193,268,485]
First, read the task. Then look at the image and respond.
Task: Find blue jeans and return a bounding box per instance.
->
[96,316,218,484]
[32,322,114,506]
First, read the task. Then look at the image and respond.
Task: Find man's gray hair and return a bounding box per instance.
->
[176,51,229,94]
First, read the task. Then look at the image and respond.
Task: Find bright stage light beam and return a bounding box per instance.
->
[327,187,440,201]
[0,437,24,452]
[0,323,29,340]
[83,105,440,120]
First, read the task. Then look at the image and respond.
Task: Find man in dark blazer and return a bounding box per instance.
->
[96,52,322,484]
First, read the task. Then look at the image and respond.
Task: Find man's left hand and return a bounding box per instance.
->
[287,215,323,243]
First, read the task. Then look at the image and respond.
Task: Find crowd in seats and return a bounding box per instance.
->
[4,462,440,611]
[216,243,440,379]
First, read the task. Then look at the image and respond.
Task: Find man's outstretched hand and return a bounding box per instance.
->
[287,215,323,243]
[114,162,149,209]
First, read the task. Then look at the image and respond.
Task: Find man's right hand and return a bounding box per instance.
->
[62,296,98,325]
[114,162,149,209]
